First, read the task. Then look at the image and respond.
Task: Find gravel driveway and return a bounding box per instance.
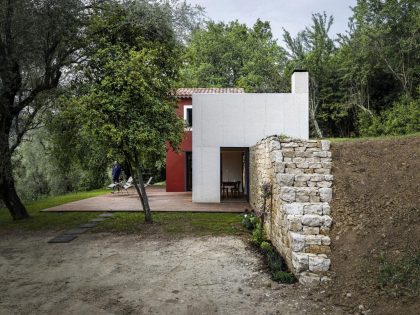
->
[0,233,344,315]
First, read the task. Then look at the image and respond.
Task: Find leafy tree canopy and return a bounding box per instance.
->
[180,19,288,92]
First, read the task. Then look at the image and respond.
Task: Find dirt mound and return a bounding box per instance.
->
[323,136,420,314]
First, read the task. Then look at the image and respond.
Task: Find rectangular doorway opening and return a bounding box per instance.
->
[220,148,249,202]
[185,151,192,191]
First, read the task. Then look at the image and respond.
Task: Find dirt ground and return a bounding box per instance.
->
[0,233,345,315]
[323,136,420,314]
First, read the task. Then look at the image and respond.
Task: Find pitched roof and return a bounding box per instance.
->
[176,87,245,98]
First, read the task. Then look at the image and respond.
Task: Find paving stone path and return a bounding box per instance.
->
[48,212,113,243]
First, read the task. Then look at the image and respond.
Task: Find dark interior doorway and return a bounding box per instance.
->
[185,151,192,191]
[220,148,249,202]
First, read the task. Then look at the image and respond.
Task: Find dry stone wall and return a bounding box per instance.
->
[250,135,333,285]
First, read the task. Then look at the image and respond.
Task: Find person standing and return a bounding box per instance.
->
[111,161,122,193]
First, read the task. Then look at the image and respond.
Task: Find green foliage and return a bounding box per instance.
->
[260,241,273,253]
[180,19,288,92]
[70,1,184,168]
[251,222,264,245]
[379,252,420,295]
[272,271,297,284]
[0,189,107,231]
[359,97,420,136]
[241,213,257,230]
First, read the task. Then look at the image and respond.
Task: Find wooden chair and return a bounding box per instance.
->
[231,181,240,198]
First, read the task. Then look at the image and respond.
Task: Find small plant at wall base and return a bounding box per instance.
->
[246,221,296,284]
[241,212,257,230]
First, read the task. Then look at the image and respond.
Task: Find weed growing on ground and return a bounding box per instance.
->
[379,252,420,296]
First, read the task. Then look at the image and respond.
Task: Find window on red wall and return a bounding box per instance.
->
[184,105,192,129]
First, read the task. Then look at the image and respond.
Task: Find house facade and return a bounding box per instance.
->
[166,71,309,203]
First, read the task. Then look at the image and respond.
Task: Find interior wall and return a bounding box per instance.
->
[221,151,243,191]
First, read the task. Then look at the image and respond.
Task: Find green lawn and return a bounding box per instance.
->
[0,189,244,236]
[326,132,420,143]
[93,212,244,235]
[0,189,107,231]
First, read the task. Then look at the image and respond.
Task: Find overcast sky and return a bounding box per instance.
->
[187,0,357,42]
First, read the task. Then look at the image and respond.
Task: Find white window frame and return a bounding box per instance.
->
[183,105,193,130]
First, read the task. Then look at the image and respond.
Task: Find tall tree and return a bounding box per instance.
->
[0,0,87,219]
[67,1,184,223]
[283,12,336,138]
[180,20,288,92]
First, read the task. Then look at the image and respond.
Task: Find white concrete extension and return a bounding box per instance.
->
[192,71,309,202]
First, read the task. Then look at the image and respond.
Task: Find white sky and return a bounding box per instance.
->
[187,0,357,42]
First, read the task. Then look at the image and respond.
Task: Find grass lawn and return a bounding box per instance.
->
[326,132,420,143]
[0,189,244,236]
[0,189,107,231]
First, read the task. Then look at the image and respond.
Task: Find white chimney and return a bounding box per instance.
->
[291,70,309,94]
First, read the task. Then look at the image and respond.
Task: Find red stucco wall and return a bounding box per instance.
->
[166,98,192,192]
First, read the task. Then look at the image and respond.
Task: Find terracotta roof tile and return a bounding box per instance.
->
[176,88,244,98]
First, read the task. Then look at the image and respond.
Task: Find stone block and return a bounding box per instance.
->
[303,226,320,235]
[296,188,310,202]
[292,252,309,272]
[280,187,296,202]
[283,203,303,215]
[321,140,330,151]
[306,245,331,254]
[308,162,322,169]
[303,204,323,215]
[317,181,332,188]
[309,255,331,272]
[289,232,305,252]
[299,272,320,286]
[276,173,295,186]
[309,174,324,182]
[285,168,304,174]
[285,162,296,168]
[295,174,311,182]
[313,151,328,158]
[307,181,317,187]
[305,235,322,245]
[322,215,333,228]
[319,188,332,202]
[294,181,308,187]
[322,203,331,215]
[282,142,299,148]
[274,162,285,173]
[306,157,321,162]
[302,214,323,227]
[296,162,309,168]
[269,140,281,151]
[287,215,303,231]
[270,150,283,163]
[321,236,331,246]
[315,168,331,175]
[292,157,305,163]
[324,175,334,181]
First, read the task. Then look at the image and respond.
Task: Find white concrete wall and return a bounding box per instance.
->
[192,72,309,202]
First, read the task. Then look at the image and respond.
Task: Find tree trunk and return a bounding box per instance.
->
[0,117,29,220]
[133,154,152,223]
[124,151,153,223]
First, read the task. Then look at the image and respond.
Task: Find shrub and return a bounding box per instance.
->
[267,251,284,272]
[241,213,256,230]
[251,222,264,245]
[272,271,296,284]
[358,96,420,136]
[260,241,273,253]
